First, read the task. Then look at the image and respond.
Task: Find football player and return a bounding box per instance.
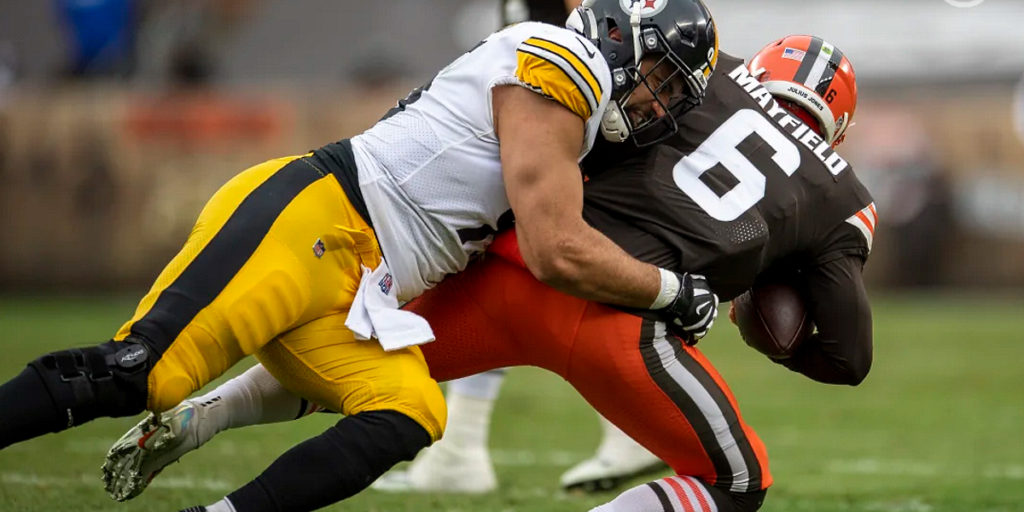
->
[501,0,860,491]
[380,32,866,496]
[0,1,720,510]
[105,34,870,512]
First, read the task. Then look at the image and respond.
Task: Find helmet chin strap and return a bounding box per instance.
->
[630,2,644,82]
[600,2,645,144]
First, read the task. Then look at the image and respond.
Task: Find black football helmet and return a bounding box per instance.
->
[567,0,719,146]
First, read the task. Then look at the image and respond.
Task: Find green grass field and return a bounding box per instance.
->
[1,293,1022,511]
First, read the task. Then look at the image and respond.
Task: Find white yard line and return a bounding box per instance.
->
[863,498,934,512]
[490,449,587,467]
[0,471,232,491]
[826,458,1024,480]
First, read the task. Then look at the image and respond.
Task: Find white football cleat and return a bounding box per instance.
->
[102,400,211,501]
[372,440,497,494]
[560,417,668,493]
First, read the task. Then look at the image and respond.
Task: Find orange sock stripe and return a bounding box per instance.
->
[679,476,713,512]
[663,477,698,512]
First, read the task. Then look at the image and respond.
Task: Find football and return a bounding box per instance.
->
[731,282,814,359]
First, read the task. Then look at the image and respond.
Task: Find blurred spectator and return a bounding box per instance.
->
[885,158,955,288]
[853,111,955,288]
[0,41,15,185]
[502,0,579,25]
[0,41,16,102]
[54,0,137,78]
[134,0,257,87]
[346,54,411,90]
[1014,72,1024,145]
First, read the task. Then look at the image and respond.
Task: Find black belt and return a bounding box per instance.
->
[307,139,373,231]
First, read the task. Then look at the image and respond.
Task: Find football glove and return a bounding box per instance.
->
[660,272,719,345]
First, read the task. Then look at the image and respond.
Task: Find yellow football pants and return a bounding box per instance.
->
[113,155,446,441]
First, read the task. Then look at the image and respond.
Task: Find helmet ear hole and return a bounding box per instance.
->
[680,25,696,44]
[606,18,621,42]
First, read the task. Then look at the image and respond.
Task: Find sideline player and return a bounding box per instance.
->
[107,35,871,512]
[0,0,720,509]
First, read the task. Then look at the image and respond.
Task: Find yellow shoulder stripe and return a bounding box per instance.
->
[515,37,602,118]
[515,50,593,118]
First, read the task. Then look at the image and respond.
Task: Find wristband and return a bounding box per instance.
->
[649,268,680,310]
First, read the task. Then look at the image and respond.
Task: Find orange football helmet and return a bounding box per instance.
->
[747,35,857,147]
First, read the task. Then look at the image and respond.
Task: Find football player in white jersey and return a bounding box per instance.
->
[98,33,865,512]
[101,33,866,512]
[0,1,720,511]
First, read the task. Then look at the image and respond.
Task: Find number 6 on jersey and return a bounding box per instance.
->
[673,109,800,221]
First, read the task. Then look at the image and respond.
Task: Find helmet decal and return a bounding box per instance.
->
[781,47,806,62]
[618,0,669,17]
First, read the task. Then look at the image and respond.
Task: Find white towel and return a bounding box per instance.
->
[345,259,435,351]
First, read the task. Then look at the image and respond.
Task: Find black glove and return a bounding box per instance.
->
[660,272,719,345]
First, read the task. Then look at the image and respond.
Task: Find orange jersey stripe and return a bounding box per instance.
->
[855,210,876,235]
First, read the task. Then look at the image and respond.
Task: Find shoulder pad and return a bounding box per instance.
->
[513,25,608,120]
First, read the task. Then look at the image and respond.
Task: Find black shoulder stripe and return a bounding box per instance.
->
[792,36,823,85]
[815,45,845,96]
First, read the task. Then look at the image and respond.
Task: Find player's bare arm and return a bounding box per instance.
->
[494,84,660,307]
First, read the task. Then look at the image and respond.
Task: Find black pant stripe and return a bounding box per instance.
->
[670,334,763,492]
[129,159,328,355]
[638,319,736,489]
[792,36,824,85]
[646,481,675,512]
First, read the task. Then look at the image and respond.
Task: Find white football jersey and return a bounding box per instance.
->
[352,22,612,301]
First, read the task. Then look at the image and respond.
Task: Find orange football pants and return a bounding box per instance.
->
[409,230,772,493]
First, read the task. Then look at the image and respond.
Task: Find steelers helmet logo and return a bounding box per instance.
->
[619,0,668,17]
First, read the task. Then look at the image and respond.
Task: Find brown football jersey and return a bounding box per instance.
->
[582,53,875,301]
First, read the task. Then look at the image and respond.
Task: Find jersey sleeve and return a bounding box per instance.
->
[775,253,873,385]
[513,29,608,120]
[843,202,878,253]
[813,201,877,266]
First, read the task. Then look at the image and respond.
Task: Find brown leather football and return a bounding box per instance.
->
[732,283,813,359]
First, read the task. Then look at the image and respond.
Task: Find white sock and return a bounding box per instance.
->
[590,476,719,512]
[440,372,505,450]
[190,364,307,434]
[205,497,237,512]
[595,414,653,460]
[447,370,506,400]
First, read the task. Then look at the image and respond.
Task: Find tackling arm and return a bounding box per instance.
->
[493,85,662,308]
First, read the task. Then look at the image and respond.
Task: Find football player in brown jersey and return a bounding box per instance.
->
[104,33,871,512]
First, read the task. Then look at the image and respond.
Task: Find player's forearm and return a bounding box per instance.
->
[521,224,661,307]
[777,333,871,385]
[783,255,873,385]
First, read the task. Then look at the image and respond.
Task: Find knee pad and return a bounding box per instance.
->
[28,337,154,427]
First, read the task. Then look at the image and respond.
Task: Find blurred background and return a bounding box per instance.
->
[0,0,1023,291]
[0,2,1023,511]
